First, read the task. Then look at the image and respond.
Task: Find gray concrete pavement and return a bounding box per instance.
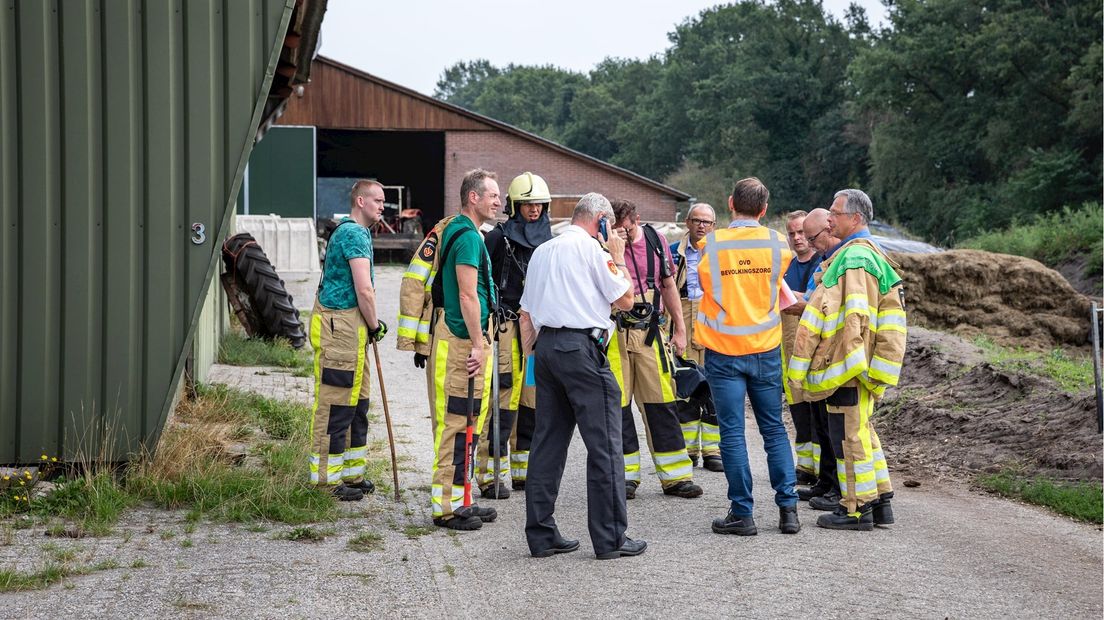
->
[1,264,1100,619]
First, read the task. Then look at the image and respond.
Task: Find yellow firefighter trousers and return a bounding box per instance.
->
[609,325,694,489]
[827,383,893,513]
[428,319,493,520]
[308,302,371,486]
[475,319,535,487]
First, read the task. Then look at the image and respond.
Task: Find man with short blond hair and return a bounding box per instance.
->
[307,179,386,501]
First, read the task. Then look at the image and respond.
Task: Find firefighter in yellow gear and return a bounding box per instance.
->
[474,172,553,497]
[308,180,387,502]
[788,189,906,532]
[610,200,703,500]
[669,203,724,472]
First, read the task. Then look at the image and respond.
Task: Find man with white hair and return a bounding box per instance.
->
[670,203,724,472]
[788,189,907,531]
[520,193,647,560]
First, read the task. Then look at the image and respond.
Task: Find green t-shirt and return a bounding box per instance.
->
[440,215,495,339]
[318,218,373,310]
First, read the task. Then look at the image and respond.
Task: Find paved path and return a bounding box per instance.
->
[1,265,1100,619]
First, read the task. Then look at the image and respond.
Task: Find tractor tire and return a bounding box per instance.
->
[221,233,307,349]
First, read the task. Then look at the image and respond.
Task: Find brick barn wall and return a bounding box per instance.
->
[443,131,681,223]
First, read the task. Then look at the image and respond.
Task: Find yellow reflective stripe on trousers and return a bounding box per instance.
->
[342,446,367,479]
[431,337,450,479]
[308,314,325,482]
[681,421,700,447]
[510,336,524,410]
[653,339,676,402]
[624,452,641,482]
[608,332,630,407]
[872,449,890,483]
[803,346,867,392]
[812,442,821,469]
[796,441,815,470]
[309,453,321,484]
[653,450,693,481]
[510,451,528,480]
[700,423,720,449]
[349,324,368,406]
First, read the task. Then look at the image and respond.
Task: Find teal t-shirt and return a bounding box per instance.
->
[318,218,373,310]
[440,215,495,339]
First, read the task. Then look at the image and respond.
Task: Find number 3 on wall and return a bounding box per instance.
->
[191,222,206,245]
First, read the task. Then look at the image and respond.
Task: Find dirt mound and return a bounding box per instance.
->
[877,327,1102,482]
[891,250,1095,350]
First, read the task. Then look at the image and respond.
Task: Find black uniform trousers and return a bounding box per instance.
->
[810,399,839,491]
[525,328,628,556]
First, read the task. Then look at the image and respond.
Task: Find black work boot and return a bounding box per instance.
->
[796,470,818,486]
[798,484,831,501]
[480,482,511,500]
[433,514,482,531]
[329,483,364,502]
[702,455,725,472]
[809,490,842,511]
[454,504,497,523]
[816,503,874,531]
[345,479,375,494]
[512,479,526,492]
[779,505,801,534]
[663,480,704,498]
[625,480,639,500]
[712,512,757,536]
[688,454,700,468]
[871,492,895,526]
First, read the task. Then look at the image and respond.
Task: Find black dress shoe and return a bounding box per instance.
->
[595,537,647,560]
[531,538,581,558]
[779,505,801,534]
[711,512,757,536]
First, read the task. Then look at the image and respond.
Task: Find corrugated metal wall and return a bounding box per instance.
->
[0,0,295,462]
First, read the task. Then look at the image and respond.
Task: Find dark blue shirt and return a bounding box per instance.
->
[784,255,822,295]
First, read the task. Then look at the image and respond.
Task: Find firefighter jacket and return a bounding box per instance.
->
[695,223,793,356]
[396,215,457,355]
[669,233,702,352]
[786,237,907,403]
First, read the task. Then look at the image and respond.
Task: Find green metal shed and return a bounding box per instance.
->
[0,0,326,463]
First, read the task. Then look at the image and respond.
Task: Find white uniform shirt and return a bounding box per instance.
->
[521,225,630,333]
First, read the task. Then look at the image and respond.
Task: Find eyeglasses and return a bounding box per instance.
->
[688,218,715,227]
[807,228,830,244]
[829,208,856,217]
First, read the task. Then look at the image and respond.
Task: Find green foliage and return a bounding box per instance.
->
[972,335,1094,393]
[960,202,1103,280]
[433,0,1098,256]
[219,331,311,372]
[979,471,1103,523]
[347,531,384,552]
[32,472,134,537]
[196,383,308,441]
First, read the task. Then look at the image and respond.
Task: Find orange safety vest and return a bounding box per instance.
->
[695,224,793,356]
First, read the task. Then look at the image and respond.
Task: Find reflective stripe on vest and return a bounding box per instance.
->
[695,228,792,356]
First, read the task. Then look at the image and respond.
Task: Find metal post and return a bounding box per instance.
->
[1091,302,1103,433]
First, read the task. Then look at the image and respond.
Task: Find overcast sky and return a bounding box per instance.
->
[318,0,889,96]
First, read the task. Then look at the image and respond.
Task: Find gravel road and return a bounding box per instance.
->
[2,265,1099,619]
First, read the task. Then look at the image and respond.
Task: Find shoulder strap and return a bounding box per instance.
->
[430,226,495,314]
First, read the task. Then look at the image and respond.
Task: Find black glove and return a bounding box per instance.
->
[368,319,388,343]
[414,353,428,369]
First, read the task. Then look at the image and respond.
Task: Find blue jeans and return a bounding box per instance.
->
[704,346,797,517]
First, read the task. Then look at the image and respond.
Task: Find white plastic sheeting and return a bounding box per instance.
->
[235,215,322,310]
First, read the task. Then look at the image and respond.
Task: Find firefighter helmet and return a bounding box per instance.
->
[506,172,551,216]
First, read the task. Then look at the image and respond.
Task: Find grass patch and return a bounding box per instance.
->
[219,331,311,371]
[191,383,308,440]
[347,531,384,552]
[280,526,336,542]
[959,202,1102,283]
[979,471,1103,523]
[973,336,1094,392]
[402,524,435,539]
[0,557,120,592]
